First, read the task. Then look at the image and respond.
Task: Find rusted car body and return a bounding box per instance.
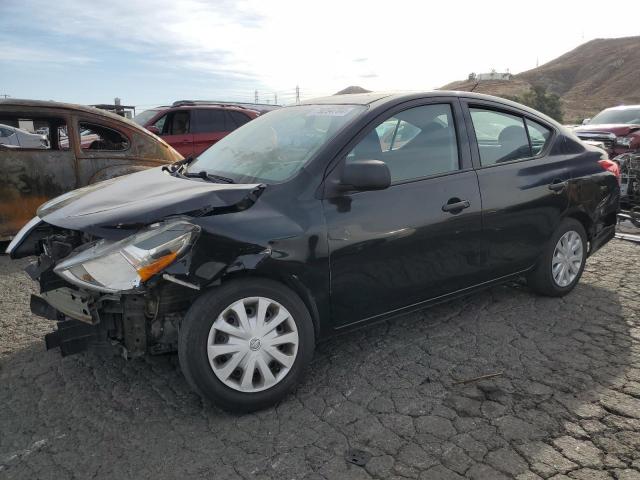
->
[0,100,182,240]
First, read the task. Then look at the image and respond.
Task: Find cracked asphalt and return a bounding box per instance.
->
[1,239,639,480]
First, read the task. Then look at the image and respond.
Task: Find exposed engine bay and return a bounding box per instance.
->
[615,152,640,226]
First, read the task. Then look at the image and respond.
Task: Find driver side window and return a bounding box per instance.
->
[347,104,460,183]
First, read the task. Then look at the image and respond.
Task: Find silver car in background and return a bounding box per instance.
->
[0,123,49,149]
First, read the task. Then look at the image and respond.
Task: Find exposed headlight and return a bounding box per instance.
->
[616,136,633,147]
[54,221,200,293]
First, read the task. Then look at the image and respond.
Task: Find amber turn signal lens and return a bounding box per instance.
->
[137,252,178,282]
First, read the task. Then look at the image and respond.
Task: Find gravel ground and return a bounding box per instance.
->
[1,239,639,480]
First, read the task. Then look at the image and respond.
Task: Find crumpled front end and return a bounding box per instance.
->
[8,219,201,357]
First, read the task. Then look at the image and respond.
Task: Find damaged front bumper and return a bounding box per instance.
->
[28,268,198,358]
[13,219,201,358]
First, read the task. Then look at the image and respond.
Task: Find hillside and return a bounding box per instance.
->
[442,36,640,122]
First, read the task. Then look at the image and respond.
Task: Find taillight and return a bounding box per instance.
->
[598,159,621,183]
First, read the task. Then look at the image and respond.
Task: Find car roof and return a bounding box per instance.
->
[601,105,640,111]
[300,90,561,126]
[168,104,258,113]
[0,99,161,137]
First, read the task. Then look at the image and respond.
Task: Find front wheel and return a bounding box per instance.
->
[178,278,315,412]
[527,218,588,297]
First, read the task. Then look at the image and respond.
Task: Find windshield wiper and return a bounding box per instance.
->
[162,156,194,175]
[184,170,235,184]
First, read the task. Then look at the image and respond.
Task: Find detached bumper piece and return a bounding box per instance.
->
[44,319,98,356]
[31,292,100,357]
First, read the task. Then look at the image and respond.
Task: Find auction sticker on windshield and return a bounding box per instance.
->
[305,106,357,116]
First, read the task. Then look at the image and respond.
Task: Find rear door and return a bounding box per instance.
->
[191,108,228,156]
[461,99,568,278]
[324,98,485,328]
[159,110,194,157]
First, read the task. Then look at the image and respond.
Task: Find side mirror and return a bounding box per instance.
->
[340,159,391,191]
[147,125,161,135]
[582,118,591,125]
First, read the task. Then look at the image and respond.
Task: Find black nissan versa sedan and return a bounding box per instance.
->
[6,91,619,411]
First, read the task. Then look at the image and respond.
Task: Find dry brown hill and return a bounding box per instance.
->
[442,36,640,122]
[335,86,372,95]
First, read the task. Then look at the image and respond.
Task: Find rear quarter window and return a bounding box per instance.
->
[227,111,251,128]
[525,118,553,155]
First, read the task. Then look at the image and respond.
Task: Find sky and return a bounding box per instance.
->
[1,0,638,112]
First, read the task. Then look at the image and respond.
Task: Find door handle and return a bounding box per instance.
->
[548,180,567,192]
[442,199,470,213]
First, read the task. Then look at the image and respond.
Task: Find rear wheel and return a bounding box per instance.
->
[527,218,587,297]
[178,278,315,412]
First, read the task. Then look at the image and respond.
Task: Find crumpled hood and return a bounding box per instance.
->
[38,167,263,238]
[574,123,640,137]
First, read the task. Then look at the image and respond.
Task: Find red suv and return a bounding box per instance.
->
[133,101,271,157]
[573,105,640,158]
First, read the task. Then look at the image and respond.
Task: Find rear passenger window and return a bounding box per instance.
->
[79,122,129,151]
[193,109,227,133]
[526,118,552,155]
[348,103,459,183]
[469,108,531,165]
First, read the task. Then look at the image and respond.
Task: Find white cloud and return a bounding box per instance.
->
[0,43,94,65]
[2,0,639,101]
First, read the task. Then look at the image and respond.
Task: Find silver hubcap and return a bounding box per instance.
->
[552,230,583,287]
[207,297,299,393]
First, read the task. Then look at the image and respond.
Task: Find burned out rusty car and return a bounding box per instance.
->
[0,99,182,240]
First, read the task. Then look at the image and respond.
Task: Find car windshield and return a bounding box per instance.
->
[590,108,640,125]
[133,109,162,126]
[187,104,366,183]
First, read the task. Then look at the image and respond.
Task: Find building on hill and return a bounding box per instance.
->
[476,71,513,81]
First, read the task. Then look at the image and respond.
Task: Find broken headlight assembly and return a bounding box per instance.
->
[54,221,200,293]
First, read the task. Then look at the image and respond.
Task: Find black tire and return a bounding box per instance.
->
[178,278,315,412]
[527,218,588,297]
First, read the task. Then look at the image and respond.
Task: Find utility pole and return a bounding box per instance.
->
[254,90,259,103]
[274,92,278,105]
[295,85,300,105]
[0,94,9,99]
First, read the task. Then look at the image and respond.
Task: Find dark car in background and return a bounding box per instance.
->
[133,101,278,157]
[574,105,640,157]
[0,99,182,240]
[8,91,619,412]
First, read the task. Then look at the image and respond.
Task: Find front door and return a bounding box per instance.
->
[0,112,77,238]
[462,100,570,278]
[323,100,485,328]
